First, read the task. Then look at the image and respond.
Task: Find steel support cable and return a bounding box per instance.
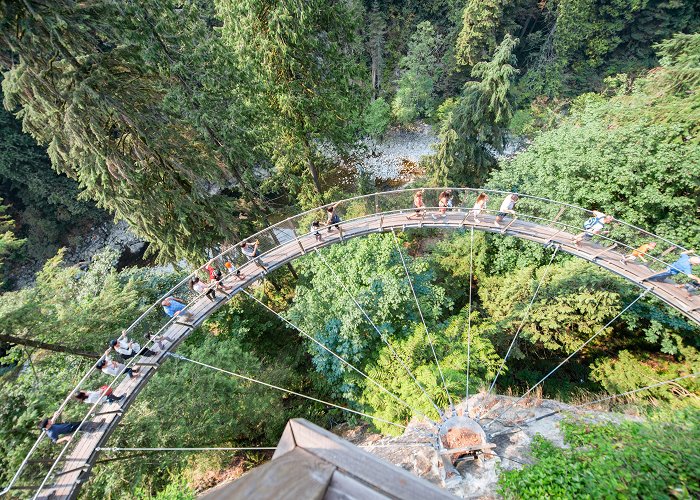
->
[482,288,651,428]
[167,353,407,430]
[465,226,475,411]
[480,245,560,416]
[314,249,444,416]
[523,372,699,425]
[97,446,276,452]
[241,290,437,426]
[391,229,453,410]
[30,336,162,500]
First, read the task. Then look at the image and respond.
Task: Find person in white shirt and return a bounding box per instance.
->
[73,388,124,404]
[495,193,519,227]
[109,331,158,360]
[96,353,140,379]
[572,210,614,247]
[189,276,216,301]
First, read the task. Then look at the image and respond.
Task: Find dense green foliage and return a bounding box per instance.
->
[0,104,103,267]
[217,0,365,202]
[0,253,327,496]
[499,407,700,498]
[433,35,518,185]
[392,21,440,125]
[0,1,698,497]
[489,35,700,248]
[0,200,23,286]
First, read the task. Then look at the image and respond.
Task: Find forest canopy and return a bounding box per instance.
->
[0,0,698,498]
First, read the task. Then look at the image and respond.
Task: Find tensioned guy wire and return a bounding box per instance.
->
[391,229,453,410]
[241,289,438,426]
[314,248,444,416]
[479,245,560,418]
[482,288,651,428]
[465,226,474,409]
[167,352,407,430]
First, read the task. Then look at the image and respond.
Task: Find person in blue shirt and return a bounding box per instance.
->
[161,296,194,323]
[645,250,700,283]
[38,412,98,444]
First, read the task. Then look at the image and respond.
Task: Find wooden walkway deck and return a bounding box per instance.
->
[36,210,700,499]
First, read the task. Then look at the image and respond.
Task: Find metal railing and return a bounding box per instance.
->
[2,187,695,497]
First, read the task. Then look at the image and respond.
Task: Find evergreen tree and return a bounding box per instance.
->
[217,0,366,200]
[367,0,387,99]
[131,1,264,210]
[0,1,254,262]
[392,21,440,125]
[363,97,391,144]
[655,33,700,93]
[0,200,23,287]
[455,0,507,67]
[433,34,518,185]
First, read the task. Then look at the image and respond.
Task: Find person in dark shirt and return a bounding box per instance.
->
[38,412,98,444]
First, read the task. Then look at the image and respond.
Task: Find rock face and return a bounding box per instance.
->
[339,392,640,498]
[66,220,145,266]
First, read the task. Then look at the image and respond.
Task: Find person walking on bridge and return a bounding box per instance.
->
[110,331,158,360]
[161,296,194,324]
[311,220,323,241]
[38,412,100,445]
[241,240,267,272]
[438,190,452,217]
[189,276,216,301]
[73,387,124,405]
[408,190,436,220]
[326,204,342,232]
[471,193,489,223]
[494,193,519,227]
[645,250,700,284]
[621,241,657,264]
[573,210,613,247]
[96,352,140,379]
[224,261,244,280]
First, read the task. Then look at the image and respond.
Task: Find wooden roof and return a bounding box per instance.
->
[198,419,454,500]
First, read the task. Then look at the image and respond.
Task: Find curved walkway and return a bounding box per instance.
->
[6,189,698,499]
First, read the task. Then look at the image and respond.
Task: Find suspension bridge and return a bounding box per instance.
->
[2,188,698,499]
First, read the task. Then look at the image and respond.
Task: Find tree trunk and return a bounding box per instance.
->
[0,334,101,359]
[371,55,379,100]
[302,136,323,195]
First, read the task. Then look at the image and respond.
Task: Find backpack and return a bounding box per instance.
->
[99,385,114,397]
[583,216,602,231]
[330,213,340,224]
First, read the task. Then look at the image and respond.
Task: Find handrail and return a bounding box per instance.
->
[123,188,692,341]
[2,188,696,497]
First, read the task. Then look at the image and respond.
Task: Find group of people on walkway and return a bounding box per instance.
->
[39,329,159,443]
[409,190,699,294]
[411,190,519,228]
[39,188,699,447]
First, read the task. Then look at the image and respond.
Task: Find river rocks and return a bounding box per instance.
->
[66,219,145,266]
[356,123,438,182]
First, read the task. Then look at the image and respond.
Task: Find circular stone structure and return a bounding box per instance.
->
[438,415,490,462]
